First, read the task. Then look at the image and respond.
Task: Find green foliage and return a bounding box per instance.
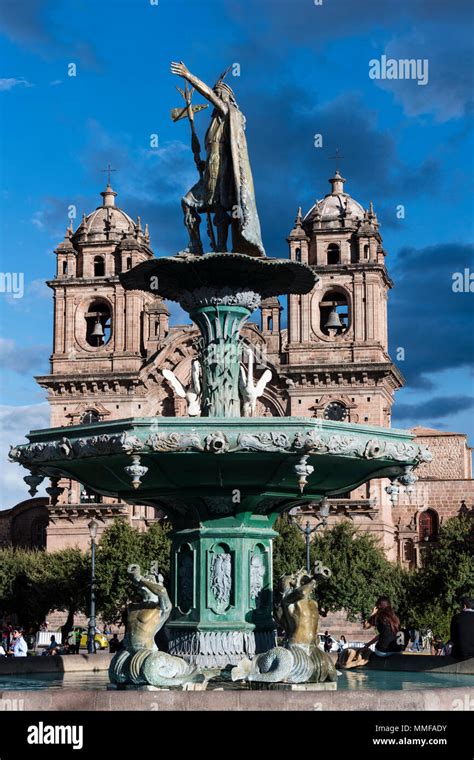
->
[0,519,171,628]
[272,514,305,581]
[94,518,171,624]
[397,515,474,640]
[0,547,89,628]
[310,521,406,620]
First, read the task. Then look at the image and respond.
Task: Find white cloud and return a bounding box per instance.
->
[0,402,50,510]
[31,211,44,229]
[0,78,33,92]
[373,32,473,123]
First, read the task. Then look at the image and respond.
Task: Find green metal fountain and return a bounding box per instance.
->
[9,62,430,672]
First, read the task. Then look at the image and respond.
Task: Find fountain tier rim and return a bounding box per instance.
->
[119,252,317,301]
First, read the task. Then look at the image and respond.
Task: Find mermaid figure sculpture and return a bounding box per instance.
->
[109,564,204,688]
[231,569,337,684]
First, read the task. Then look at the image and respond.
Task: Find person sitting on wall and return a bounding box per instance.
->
[432,635,444,656]
[448,596,474,660]
[338,596,404,669]
[338,634,348,652]
[42,635,60,656]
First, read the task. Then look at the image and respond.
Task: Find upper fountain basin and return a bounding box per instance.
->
[10,417,431,515]
[119,253,317,302]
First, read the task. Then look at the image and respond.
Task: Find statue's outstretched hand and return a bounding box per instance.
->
[170,61,189,78]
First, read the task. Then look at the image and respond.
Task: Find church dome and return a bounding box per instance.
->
[304,171,365,229]
[73,184,136,243]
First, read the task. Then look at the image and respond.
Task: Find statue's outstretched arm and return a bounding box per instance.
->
[171,61,227,115]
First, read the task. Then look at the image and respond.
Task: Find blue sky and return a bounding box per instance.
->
[0,0,473,506]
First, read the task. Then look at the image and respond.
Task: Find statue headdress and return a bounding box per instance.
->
[213,64,237,103]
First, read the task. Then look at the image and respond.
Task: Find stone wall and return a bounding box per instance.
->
[412,429,472,480]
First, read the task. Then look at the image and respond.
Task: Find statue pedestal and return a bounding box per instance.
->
[167,512,277,667]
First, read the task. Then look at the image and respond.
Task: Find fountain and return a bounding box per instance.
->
[9,62,431,686]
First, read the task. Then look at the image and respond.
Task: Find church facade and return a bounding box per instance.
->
[2,172,472,565]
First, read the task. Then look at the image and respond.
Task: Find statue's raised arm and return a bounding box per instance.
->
[170,61,227,116]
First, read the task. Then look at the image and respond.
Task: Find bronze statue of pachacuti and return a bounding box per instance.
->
[170,61,265,258]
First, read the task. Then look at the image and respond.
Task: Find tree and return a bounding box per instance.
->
[310,521,407,620]
[272,514,305,582]
[94,518,171,624]
[0,547,88,630]
[141,521,171,580]
[45,549,89,638]
[0,547,51,628]
[398,515,474,640]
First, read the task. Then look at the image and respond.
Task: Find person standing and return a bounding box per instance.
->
[73,628,81,655]
[410,628,421,652]
[324,630,333,653]
[449,597,474,660]
[7,628,28,657]
[109,634,122,654]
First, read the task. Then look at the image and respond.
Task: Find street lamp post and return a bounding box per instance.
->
[87,518,98,655]
[289,497,330,573]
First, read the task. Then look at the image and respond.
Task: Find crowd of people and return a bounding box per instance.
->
[337,595,474,669]
[0,621,123,657]
[1,596,472,662]
[321,597,474,666]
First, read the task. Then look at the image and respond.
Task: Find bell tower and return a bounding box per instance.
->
[284,170,403,426]
[36,184,168,544]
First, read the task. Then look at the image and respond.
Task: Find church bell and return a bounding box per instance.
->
[324,306,343,331]
[91,318,104,338]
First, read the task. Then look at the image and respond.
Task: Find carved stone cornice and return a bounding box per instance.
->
[280,363,404,391]
[36,374,145,397]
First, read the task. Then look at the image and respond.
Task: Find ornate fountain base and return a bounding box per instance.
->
[167,629,277,668]
[166,515,278,667]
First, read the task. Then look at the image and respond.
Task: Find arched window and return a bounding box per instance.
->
[266,315,273,331]
[85,301,112,347]
[327,243,340,265]
[62,260,68,275]
[126,256,132,270]
[320,290,349,336]
[81,409,101,424]
[419,509,438,543]
[93,256,105,277]
[31,518,47,549]
[363,244,369,258]
[295,247,301,262]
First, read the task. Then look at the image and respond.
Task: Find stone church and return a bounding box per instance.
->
[2,172,472,568]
